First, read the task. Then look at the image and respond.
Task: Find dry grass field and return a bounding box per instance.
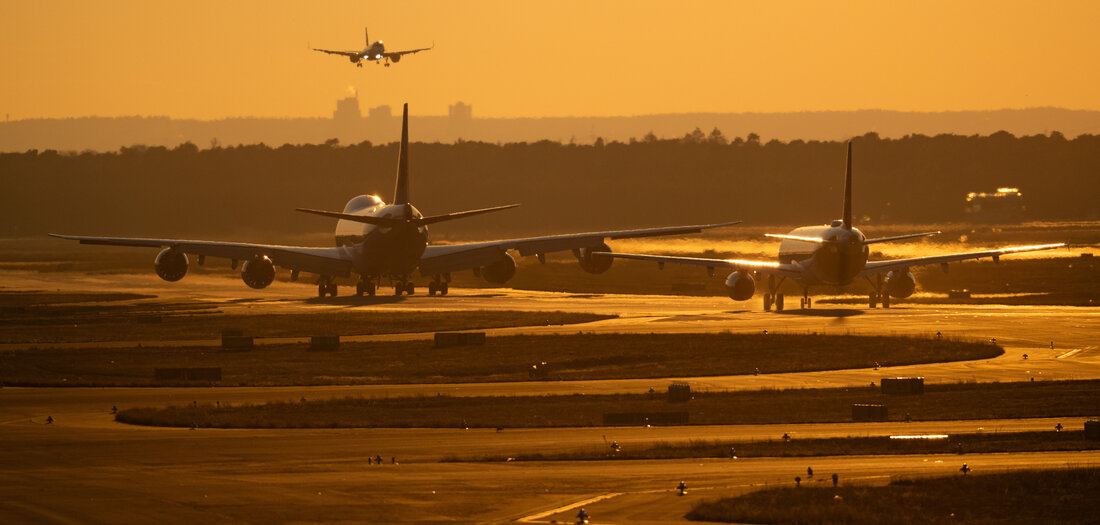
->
[687,468,1099,524]
[460,430,1097,462]
[0,288,607,344]
[115,379,1099,429]
[2,332,998,386]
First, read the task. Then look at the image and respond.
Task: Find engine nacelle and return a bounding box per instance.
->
[480,252,516,284]
[349,55,362,63]
[886,269,916,298]
[154,248,188,282]
[576,243,613,274]
[390,54,401,63]
[241,256,276,289]
[724,271,756,301]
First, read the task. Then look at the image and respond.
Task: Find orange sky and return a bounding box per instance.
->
[2,0,1099,120]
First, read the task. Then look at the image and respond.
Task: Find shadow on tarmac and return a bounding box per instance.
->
[774,308,864,318]
[304,295,406,306]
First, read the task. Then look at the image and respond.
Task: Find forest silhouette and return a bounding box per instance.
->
[2,131,1096,241]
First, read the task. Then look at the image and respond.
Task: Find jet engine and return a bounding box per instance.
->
[576,243,613,274]
[349,55,362,64]
[480,252,516,284]
[885,269,916,298]
[724,271,756,301]
[241,256,276,289]
[390,55,401,63]
[154,248,188,282]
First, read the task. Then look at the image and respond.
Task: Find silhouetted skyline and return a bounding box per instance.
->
[4,106,1100,153]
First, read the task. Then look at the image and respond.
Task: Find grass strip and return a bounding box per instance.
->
[687,468,1098,524]
[1,307,610,344]
[4,333,996,386]
[115,379,1099,428]
[450,431,1096,462]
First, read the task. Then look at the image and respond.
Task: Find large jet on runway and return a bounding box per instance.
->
[312,27,432,67]
[595,141,1064,311]
[52,104,735,298]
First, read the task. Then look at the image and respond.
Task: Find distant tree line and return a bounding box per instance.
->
[2,131,1097,240]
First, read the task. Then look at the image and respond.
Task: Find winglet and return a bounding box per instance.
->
[393,103,410,205]
[842,140,853,230]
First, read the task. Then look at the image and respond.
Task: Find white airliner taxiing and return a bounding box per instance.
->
[51,104,736,298]
[595,141,1065,311]
[312,27,432,67]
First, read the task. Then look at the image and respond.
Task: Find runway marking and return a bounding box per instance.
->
[1057,349,1084,359]
[516,492,623,523]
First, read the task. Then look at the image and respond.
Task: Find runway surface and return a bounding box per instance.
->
[2,271,1098,523]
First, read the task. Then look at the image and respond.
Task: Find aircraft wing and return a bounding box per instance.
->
[312,48,361,58]
[416,222,739,276]
[592,252,803,279]
[857,243,1066,277]
[49,234,354,277]
[383,46,432,58]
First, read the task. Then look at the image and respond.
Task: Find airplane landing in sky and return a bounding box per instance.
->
[312,27,432,67]
[596,141,1065,311]
[52,104,736,298]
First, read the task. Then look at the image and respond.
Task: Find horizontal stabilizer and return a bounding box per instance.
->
[297,203,518,228]
[418,204,519,226]
[764,233,830,243]
[863,231,941,245]
[295,208,405,227]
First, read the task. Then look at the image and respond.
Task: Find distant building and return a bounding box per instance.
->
[965,187,1025,223]
[449,101,472,121]
[333,94,361,122]
[368,105,392,120]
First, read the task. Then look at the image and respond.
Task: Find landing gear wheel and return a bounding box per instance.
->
[869,293,878,309]
[806,297,812,309]
[404,282,415,295]
[764,293,773,312]
[800,297,806,309]
[440,283,448,296]
[394,285,403,296]
[356,281,375,297]
[318,283,326,298]
[775,293,785,311]
[882,293,890,308]
[327,284,338,297]
[428,282,437,296]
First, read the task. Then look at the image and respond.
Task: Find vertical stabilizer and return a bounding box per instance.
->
[842,141,852,229]
[393,103,410,205]
[365,27,370,46]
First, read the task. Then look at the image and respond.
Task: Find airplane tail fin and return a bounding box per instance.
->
[365,27,370,46]
[393,103,410,205]
[842,140,852,230]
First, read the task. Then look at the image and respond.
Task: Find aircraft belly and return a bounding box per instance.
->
[347,229,426,277]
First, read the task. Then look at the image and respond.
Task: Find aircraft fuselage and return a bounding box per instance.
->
[334,195,428,277]
[777,221,869,286]
[358,41,385,61]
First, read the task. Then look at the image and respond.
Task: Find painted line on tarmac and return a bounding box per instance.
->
[1056,349,1084,359]
[517,492,623,523]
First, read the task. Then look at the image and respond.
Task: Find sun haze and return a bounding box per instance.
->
[2,0,1098,120]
